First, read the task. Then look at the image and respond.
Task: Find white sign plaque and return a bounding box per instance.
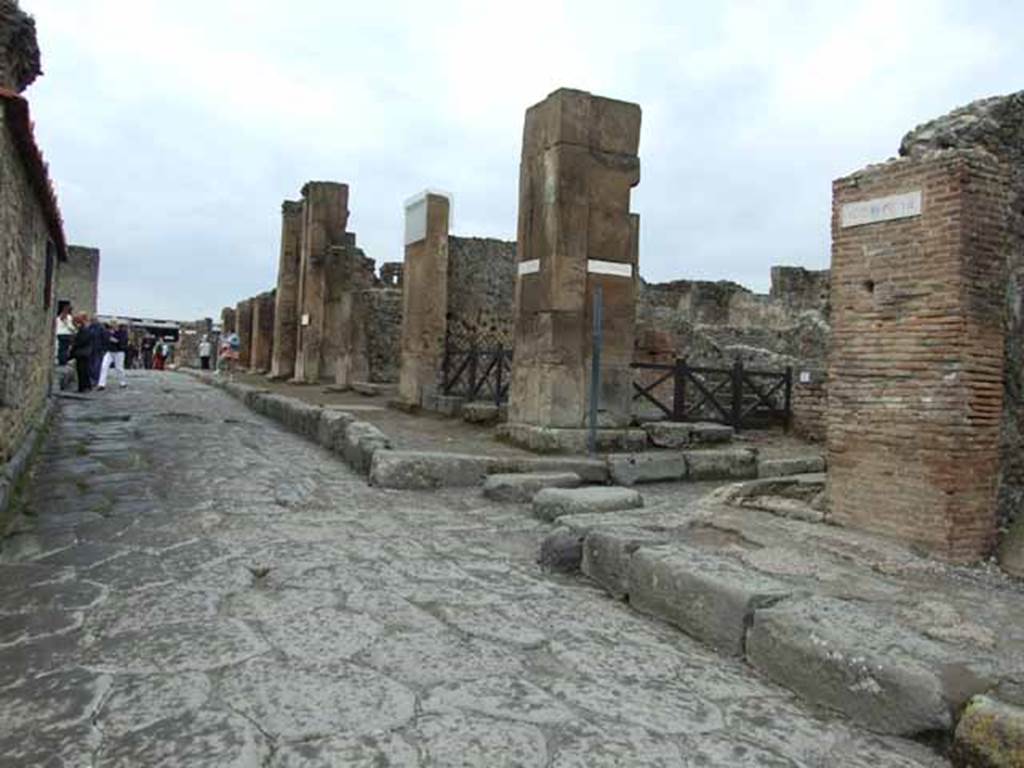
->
[587,259,633,278]
[404,198,427,245]
[841,191,922,228]
[300,313,310,327]
[517,259,540,276]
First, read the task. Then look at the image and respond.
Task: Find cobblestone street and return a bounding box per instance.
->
[0,372,946,766]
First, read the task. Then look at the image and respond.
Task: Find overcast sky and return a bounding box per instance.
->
[20,0,1024,320]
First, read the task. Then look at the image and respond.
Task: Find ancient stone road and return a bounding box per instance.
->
[0,373,946,766]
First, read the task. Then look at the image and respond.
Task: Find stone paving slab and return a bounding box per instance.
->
[532,486,644,522]
[482,472,582,502]
[0,372,951,766]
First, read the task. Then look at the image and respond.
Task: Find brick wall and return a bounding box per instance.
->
[827,150,1008,562]
[57,244,99,316]
[791,368,827,442]
[0,102,57,463]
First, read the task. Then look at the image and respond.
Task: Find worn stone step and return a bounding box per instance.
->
[628,545,790,656]
[607,452,686,486]
[683,447,757,481]
[758,456,826,478]
[531,486,643,523]
[643,421,734,449]
[369,450,608,490]
[746,596,994,736]
[482,472,581,503]
[581,527,671,599]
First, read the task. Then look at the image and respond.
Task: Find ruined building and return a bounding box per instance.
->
[0,0,66,482]
[826,92,1024,562]
[56,244,100,316]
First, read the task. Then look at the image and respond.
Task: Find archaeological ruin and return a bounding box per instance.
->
[56,244,100,316]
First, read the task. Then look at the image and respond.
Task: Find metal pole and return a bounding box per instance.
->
[588,285,603,455]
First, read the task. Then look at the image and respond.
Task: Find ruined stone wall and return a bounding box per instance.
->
[827,150,1007,562]
[57,244,99,316]
[899,91,1024,526]
[364,288,402,383]
[0,100,55,462]
[791,368,827,443]
[326,240,374,387]
[446,236,516,347]
[176,318,215,368]
[0,1,40,93]
[770,266,830,317]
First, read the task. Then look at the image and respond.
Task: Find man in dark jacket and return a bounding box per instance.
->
[86,318,107,388]
[69,314,94,392]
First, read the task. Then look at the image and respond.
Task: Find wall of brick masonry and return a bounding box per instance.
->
[364,288,402,383]
[827,150,1008,562]
[446,236,517,348]
[899,91,1024,526]
[57,244,99,316]
[791,367,827,442]
[0,97,56,463]
[221,307,236,335]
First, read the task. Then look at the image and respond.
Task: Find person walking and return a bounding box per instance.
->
[55,302,75,365]
[98,321,129,390]
[68,314,94,392]
[86,317,106,388]
[198,335,212,370]
[141,335,155,370]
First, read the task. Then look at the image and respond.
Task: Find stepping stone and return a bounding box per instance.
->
[532,487,642,523]
[644,421,734,449]
[483,472,581,503]
[628,546,789,656]
[746,596,994,736]
[607,452,686,486]
[758,456,826,478]
[683,448,757,481]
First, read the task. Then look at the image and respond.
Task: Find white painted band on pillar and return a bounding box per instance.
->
[518,259,541,276]
[587,259,633,277]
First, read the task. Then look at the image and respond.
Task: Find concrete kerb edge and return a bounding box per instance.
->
[0,395,57,534]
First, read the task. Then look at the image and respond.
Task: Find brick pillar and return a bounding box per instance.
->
[249,290,276,373]
[221,306,236,335]
[270,200,303,379]
[235,298,254,370]
[294,182,349,383]
[503,88,643,452]
[331,241,376,388]
[398,191,450,408]
[827,150,1008,562]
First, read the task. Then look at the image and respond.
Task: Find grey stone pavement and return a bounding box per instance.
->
[0,372,948,767]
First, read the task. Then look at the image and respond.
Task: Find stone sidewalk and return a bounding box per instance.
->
[0,372,945,766]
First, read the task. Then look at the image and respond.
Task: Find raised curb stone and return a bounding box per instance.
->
[758,456,826,478]
[746,596,993,736]
[683,447,757,481]
[538,527,584,572]
[343,422,391,475]
[607,452,686,486]
[532,487,643,523]
[952,695,1024,767]
[369,450,609,490]
[581,527,671,599]
[628,546,789,656]
[483,472,582,502]
[644,421,734,448]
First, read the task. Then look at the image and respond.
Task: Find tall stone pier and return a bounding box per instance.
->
[294,182,349,383]
[827,150,1008,562]
[249,290,276,373]
[398,192,450,408]
[235,298,254,370]
[221,307,236,335]
[270,200,303,379]
[502,88,644,453]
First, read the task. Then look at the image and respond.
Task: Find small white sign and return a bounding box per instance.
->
[799,371,812,384]
[404,198,427,245]
[517,259,540,276]
[841,190,922,228]
[587,259,633,278]
[300,313,310,327]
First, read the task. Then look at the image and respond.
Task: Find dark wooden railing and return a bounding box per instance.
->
[440,342,513,406]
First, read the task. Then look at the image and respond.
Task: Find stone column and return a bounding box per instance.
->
[502,88,644,453]
[329,241,376,388]
[293,181,349,384]
[221,307,236,335]
[827,150,1008,562]
[397,191,450,408]
[269,200,303,379]
[249,290,276,373]
[235,298,254,370]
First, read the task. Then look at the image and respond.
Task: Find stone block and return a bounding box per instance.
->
[482,472,582,503]
[555,508,693,537]
[431,395,465,417]
[581,527,669,599]
[758,456,826,478]
[343,422,391,475]
[643,421,734,449]
[280,399,323,440]
[538,527,584,572]
[317,410,356,454]
[628,546,789,656]
[607,452,686,486]
[461,402,507,425]
[497,424,647,454]
[351,381,393,398]
[746,596,992,735]
[369,451,609,491]
[683,448,757,481]
[532,486,643,523]
[953,696,1024,768]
